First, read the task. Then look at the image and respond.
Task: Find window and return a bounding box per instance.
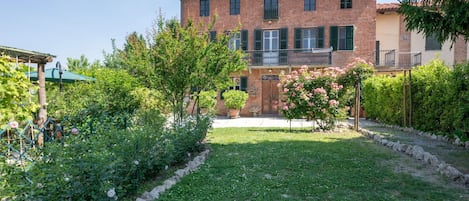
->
[200,0,210,16]
[221,76,247,99]
[425,34,442,50]
[330,26,354,50]
[264,0,278,20]
[340,0,352,9]
[294,27,324,50]
[229,33,241,50]
[305,0,316,11]
[230,0,240,15]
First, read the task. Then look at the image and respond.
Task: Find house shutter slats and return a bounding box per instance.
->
[346,26,354,50]
[240,76,248,91]
[294,28,302,50]
[280,28,288,65]
[330,26,338,51]
[254,29,263,65]
[317,26,324,48]
[241,30,248,51]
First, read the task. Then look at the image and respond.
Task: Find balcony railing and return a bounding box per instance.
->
[375,49,422,69]
[244,48,332,67]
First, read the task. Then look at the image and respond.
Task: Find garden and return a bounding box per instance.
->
[2,16,469,201]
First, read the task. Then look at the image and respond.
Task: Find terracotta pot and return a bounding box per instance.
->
[228,109,240,119]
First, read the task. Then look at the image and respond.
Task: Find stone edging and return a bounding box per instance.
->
[136,149,211,201]
[352,125,469,187]
[377,123,469,149]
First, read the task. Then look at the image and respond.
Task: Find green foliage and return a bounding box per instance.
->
[198,90,218,115]
[363,59,469,140]
[222,90,249,110]
[0,55,38,124]
[399,0,469,44]
[149,17,246,123]
[0,115,211,200]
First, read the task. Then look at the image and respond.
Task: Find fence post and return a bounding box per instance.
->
[354,77,361,131]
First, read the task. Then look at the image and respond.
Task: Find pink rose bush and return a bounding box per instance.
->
[277,65,347,130]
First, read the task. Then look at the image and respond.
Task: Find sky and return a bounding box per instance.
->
[1,0,398,69]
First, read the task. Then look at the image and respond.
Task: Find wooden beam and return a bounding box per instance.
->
[37,63,47,126]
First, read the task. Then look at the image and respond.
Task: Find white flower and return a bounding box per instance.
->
[133,160,139,165]
[107,188,116,198]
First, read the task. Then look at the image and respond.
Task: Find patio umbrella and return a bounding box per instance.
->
[26,68,96,83]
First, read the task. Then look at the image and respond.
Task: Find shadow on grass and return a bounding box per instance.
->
[247,127,313,133]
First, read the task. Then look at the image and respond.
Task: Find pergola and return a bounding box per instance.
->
[0,45,56,126]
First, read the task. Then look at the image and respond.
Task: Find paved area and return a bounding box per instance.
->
[212,116,314,128]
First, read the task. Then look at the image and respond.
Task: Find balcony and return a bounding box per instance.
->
[375,49,422,71]
[244,48,332,67]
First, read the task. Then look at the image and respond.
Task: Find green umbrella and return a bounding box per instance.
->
[26,68,96,83]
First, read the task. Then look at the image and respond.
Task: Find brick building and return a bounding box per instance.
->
[181,0,376,116]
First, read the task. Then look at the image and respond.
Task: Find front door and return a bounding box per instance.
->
[263,30,279,65]
[262,75,280,114]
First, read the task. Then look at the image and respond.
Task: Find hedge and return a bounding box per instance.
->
[363,59,469,140]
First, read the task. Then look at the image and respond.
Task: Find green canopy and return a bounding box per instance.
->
[26,68,96,83]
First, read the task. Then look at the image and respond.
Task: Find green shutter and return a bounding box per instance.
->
[240,76,248,91]
[280,28,288,65]
[294,28,302,49]
[210,31,217,42]
[241,30,248,51]
[330,26,338,51]
[346,26,354,50]
[317,26,324,48]
[254,29,263,65]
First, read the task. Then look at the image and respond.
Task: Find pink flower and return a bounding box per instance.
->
[71,127,79,134]
[283,105,289,111]
[277,83,282,88]
[331,82,343,90]
[290,103,296,108]
[9,121,19,129]
[329,100,339,107]
[313,87,327,95]
[308,102,315,107]
[284,88,290,92]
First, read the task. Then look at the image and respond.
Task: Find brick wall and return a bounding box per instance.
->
[454,36,468,65]
[181,0,376,67]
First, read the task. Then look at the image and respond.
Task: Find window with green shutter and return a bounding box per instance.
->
[200,0,210,16]
[340,0,352,9]
[294,27,324,51]
[264,0,278,20]
[330,25,353,51]
[209,31,217,42]
[425,34,442,50]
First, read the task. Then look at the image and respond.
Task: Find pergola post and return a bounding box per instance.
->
[37,62,47,126]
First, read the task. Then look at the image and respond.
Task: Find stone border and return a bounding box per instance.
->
[136,149,211,201]
[352,125,469,187]
[375,122,469,149]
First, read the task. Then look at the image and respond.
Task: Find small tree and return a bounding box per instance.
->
[0,55,38,124]
[149,17,246,124]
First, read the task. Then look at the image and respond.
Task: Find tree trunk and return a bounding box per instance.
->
[38,63,47,126]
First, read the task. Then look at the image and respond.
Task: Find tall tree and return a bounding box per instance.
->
[66,55,90,71]
[150,17,247,123]
[399,0,469,44]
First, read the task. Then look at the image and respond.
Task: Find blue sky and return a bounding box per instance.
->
[1,0,398,68]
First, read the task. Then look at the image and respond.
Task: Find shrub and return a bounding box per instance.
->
[0,115,211,200]
[222,90,248,110]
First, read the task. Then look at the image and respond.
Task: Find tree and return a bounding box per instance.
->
[0,55,38,124]
[66,55,90,71]
[149,17,246,123]
[399,0,469,44]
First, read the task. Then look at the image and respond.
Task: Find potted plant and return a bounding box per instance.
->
[223,90,249,118]
[198,90,217,115]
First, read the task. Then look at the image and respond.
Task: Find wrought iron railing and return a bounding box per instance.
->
[375,49,422,69]
[244,48,333,67]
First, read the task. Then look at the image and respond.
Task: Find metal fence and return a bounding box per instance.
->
[245,48,332,67]
[375,49,422,69]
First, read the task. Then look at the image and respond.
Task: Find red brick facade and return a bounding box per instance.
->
[181,0,376,116]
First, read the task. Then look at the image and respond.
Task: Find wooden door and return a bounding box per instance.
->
[262,75,280,114]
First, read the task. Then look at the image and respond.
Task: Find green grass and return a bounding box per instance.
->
[158,128,468,201]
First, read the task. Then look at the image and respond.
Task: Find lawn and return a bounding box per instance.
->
[158,128,468,201]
